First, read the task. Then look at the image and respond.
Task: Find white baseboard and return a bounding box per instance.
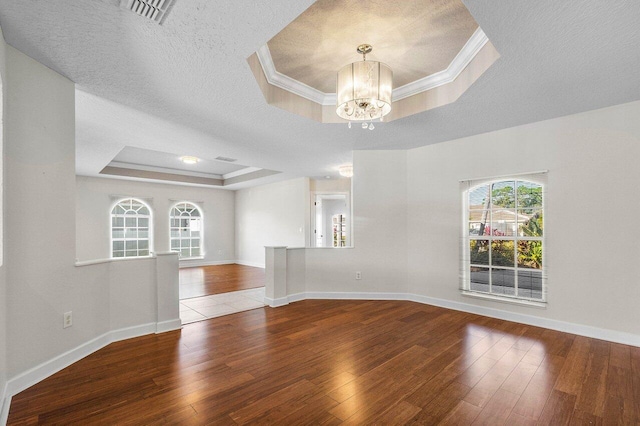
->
[235,260,265,269]
[1,382,9,426]
[407,293,640,348]
[178,260,235,268]
[156,319,182,333]
[269,291,640,348]
[1,320,181,424]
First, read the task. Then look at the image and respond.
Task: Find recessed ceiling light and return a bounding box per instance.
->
[180,156,200,165]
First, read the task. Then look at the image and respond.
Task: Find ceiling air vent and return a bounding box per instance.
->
[215,156,238,163]
[121,0,174,24]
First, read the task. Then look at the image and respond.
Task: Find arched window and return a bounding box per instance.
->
[465,179,544,302]
[111,198,152,258]
[170,202,203,258]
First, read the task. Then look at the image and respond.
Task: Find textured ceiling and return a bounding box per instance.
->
[111,147,247,175]
[267,0,478,92]
[0,1,639,188]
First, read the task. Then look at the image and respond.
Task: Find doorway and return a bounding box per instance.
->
[312,193,351,247]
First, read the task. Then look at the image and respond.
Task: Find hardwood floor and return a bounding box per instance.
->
[8,300,640,424]
[179,264,265,299]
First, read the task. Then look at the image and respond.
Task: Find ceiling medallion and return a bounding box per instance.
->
[336,44,393,129]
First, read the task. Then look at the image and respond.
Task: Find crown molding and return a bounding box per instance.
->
[393,28,488,101]
[256,45,336,106]
[256,27,489,106]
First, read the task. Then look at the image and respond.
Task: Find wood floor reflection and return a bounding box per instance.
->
[179,263,265,299]
[8,300,640,424]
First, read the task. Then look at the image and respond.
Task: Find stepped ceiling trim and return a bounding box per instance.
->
[256,28,488,106]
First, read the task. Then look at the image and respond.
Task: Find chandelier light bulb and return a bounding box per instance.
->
[336,44,393,123]
[362,122,368,129]
[338,165,354,178]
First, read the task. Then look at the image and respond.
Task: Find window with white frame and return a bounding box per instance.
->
[111,198,152,258]
[464,179,544,302]
[170,202,202,258]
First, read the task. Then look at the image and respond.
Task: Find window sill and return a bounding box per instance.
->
[461,290,547,309]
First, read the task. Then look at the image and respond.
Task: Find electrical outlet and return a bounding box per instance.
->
[63,311,72,328]
[355,271,362,280]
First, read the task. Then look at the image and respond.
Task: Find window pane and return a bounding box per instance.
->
[517,181,542,209]
[112,217,124,227]
[125,229,138,238]
[518,241,543,269]
[191,209,201,217]
[112,229,124,239]
[518,210,543,237]
[138,206,149,215]
[138,217,149,228]
[113,241,124,251]
[138,229,148,238]
[469,185,490,209]
[470,240,489,265]
[183,239,191,248]
[492,181,515,208]
[139,240,149,250]
[125,217,136,227]
[491,269,515,296]
[191,238,199,248]
[126,241,137,250]
[113,205,125,215]
[180,249,190,257]
[171,219,179,227]
[171,240,180,249]
[139,249,149,256]
[113,251,124,258]
[518,270,543,300]
[491,240,514,267]
[470,267,489,293]
[125,250,137,257]
[491,209,516,236]
[171,229,179,238]
[469,210,490,236]
[191,247,200,256]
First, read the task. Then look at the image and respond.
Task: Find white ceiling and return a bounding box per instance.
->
[1,1,639,189]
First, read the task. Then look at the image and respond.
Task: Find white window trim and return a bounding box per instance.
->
[460,174,547,306]
[169,201,204,260]
[110,197,154,259]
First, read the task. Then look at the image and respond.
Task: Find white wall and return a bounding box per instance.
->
[0,24,8,416]
[406,100,640,338]
[235,177,309,267]
[0,43,180,421]
[269,100,640,344]
[4,43,80,377]
[303,151,408,293]
[76,176,236,266]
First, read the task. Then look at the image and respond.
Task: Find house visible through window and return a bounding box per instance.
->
[170,202,202,258]
[465,179,544,301]
[111,198,152,258]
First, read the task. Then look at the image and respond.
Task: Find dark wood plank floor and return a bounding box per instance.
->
[179,264,265,299]
[8,300,640,424]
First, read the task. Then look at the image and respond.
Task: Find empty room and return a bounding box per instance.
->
[0,0,639,424]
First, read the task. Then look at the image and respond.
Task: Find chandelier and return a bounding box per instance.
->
[336,44,393,129]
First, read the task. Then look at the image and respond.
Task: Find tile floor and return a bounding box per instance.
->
[180,287,266,324]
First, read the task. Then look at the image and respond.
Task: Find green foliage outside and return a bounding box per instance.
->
[470,182,543,270]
